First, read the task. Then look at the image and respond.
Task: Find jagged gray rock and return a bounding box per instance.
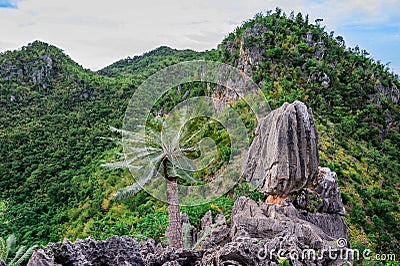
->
[200,197,350,266]
[296,167,346,215]
[181,213,197,249]
[27,250,61,266]
[139,238,198,266]
[28,236,145,266]
[0,52,54,89]
[196,212,230,250]
[245,101,320,195]
[223,22,266,75]
[27,199,349,266]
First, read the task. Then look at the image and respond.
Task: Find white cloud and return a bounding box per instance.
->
[0,0,398,71]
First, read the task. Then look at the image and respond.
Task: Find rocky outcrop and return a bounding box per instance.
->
[200,197,349,266]
[245,101,319,195]
[197,101,348,265]
[28,236,199,266]
[181,213,197,249]
[28,236,145,266]
[0,52,54,88]
[139,238,198,266]
[26,250,60,266]
[222,22,266,75]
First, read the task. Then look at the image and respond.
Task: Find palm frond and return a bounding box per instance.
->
[124,146,161,154]
[5,235,16,262]
[8,245,26,266]
[102,147,163,170]
[101,160,142,171]
[169,153,198,172]
[109,126,134,135]
[105,113,215,202]
[114,166,157,200]
[125,149,162,163]
[13,244,38,266]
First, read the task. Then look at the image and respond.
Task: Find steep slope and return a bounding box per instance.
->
[0,41,83,89]
[0,42,209,247]
[0,41,136,245]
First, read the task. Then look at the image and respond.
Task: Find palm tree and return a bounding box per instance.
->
[103,108,214,248]
[0,234,38,266]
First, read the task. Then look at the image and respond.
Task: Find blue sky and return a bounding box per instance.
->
[0,0,19,8]
[0,0,399,73]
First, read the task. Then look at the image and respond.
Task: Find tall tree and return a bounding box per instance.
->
[103,114,211,248]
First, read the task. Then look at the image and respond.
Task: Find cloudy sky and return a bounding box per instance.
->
[0,0,399,73]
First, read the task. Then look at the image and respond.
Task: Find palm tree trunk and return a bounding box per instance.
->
[164,159,183,248]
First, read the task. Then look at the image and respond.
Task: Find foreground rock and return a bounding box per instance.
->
[28,195,349,266]
[28,236,145,266]
[200,197,349,265]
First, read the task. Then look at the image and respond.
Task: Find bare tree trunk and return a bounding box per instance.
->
[164,160,183,248]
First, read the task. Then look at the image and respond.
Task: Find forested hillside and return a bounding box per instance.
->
[0,9,399,261]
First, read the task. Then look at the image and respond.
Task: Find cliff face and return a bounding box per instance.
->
[245,101,320,195]
[28,101,349,266]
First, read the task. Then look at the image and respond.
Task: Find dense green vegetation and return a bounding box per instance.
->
[0,8,399,264]
[218,10,400,256]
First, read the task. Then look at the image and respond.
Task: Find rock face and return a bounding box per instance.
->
[181,213,197,249]
[139,238,198,266]
[28,236,198,266]
[26,250,60,266]
[245,101,320,195]
[0,50,54,88]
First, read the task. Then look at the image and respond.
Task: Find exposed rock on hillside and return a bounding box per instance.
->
[245,101,320,195]
[0,42,57,88]
[195,211,230,250]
